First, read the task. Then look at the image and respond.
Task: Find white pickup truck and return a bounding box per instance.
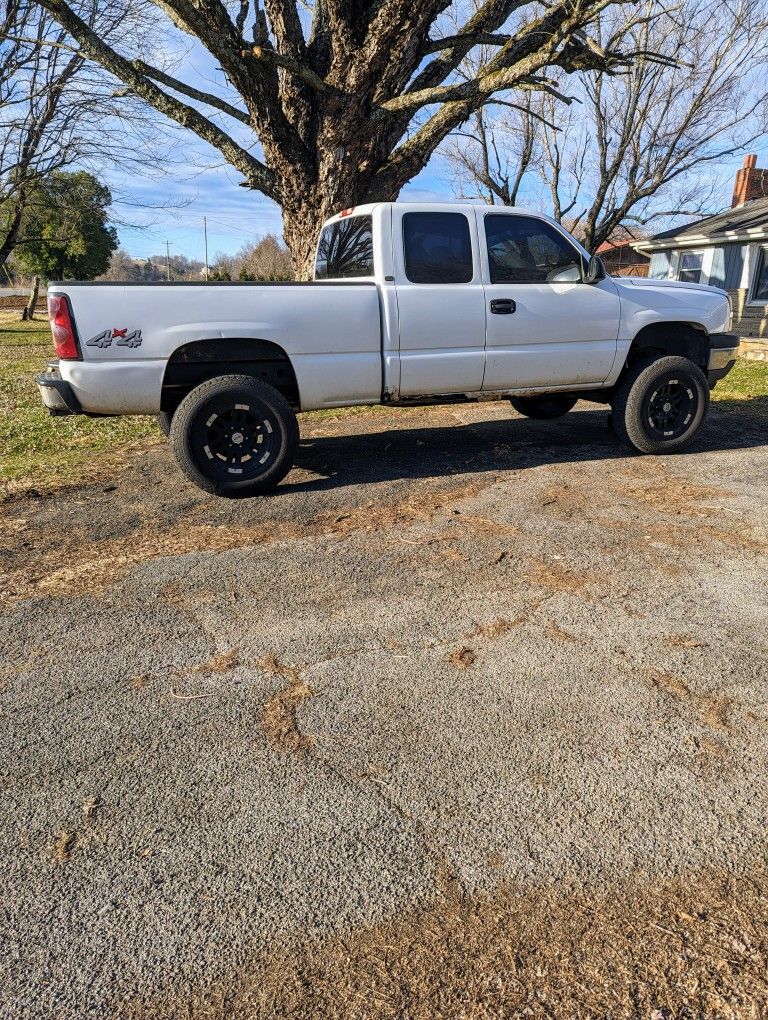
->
[38,203,739,497]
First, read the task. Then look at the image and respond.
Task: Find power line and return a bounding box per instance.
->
[204,216,209,281]
[203,215,263,236]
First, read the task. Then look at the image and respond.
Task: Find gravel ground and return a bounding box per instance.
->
[1,397,767,1018]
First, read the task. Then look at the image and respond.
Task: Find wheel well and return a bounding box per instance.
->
[161,338,299,413]
[626,322,709,371]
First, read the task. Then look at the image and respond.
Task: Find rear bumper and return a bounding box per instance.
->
[707,333,740,387]
[36,361,82,416]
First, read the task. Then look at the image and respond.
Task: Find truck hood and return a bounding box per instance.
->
[609,274,731,335]
[613,276,727,299]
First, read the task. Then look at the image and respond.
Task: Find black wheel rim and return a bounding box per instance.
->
[643,376,698,440]
[192,398,278,480]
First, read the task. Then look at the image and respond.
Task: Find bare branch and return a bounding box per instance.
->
[423,32,511,53]
[244,44,329,91]
[34,0,277,196]
[447,0,768,251]
[133,60,252,124]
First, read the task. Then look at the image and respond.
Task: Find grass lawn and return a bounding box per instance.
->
[1,308,766,494]
[0,313,161,494]
[709,355,768,401]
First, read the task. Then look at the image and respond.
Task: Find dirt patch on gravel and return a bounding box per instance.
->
[539,481,593,520]
[446,646,477,669]
[620,477,734,517]
[52,830,74,864]
[665,634,708,649]
[643,521,766,555]
[188,649,240,674]
[649,669,735,734]
[0,479,489,603]
[524,557,599,595]
[465,617,517,640]
[650,668,692,700]
[546,621,578,643]
[122,868,768,1020]
[259,654,314,754]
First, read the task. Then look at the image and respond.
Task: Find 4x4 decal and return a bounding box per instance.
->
[87,328,143,349]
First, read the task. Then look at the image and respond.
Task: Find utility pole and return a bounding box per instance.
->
[203,217,209,281]
[165,240,171,281]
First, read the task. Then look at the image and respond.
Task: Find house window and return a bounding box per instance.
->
[751,247,768,302]
[677,251,704,284]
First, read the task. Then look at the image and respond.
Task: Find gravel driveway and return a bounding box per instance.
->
[2,398,767,1018]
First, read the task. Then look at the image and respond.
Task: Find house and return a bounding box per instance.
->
[633,154,768,341]
[595,239,649,277]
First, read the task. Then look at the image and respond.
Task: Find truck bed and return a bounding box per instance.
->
[54,281,382,414]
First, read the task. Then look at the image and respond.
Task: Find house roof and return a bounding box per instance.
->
[596,238,649,262]
[596,238,637,252]
[634,196,768,253]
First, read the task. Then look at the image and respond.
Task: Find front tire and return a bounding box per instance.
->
[510,393,578,419]
[169,375,299,497]
[611,356,709,454]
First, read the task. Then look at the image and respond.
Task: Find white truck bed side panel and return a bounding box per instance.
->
[59,283,382,413]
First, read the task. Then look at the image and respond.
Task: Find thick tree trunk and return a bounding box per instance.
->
[282,201,326,281]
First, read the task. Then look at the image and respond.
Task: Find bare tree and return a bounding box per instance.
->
[448,0,768,251]
[0,1,82,266]
[236,234,293,280]
[0,0,172,270]
[448,94,539,206]
[32,0,671,277]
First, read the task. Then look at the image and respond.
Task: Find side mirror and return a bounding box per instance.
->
[584,255,607,284]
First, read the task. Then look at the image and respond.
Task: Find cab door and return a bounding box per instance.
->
[392,208,486,397]
[479,212,621,390]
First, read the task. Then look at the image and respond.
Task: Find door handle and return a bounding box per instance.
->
[490,298,516,314]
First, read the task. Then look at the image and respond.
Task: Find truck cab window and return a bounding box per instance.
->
[485,214,583,284]
[315,215,374,279]
[403,212,473,284]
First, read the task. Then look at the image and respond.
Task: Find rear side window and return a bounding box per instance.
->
[485,214,583,284]
[315,215,374,279]
[403,212,473,284]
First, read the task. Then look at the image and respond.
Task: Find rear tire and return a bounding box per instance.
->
[611,355,709,454]
[169,374,298,497]
[510,393,578,419]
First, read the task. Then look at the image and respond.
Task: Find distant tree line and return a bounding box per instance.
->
[100,250,204,283]
[209,235,293,282]
[99,234,293,283]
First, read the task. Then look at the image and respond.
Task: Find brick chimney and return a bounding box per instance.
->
[732,154,768,207]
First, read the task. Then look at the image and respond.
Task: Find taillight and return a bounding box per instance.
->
[48,294,80,360]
